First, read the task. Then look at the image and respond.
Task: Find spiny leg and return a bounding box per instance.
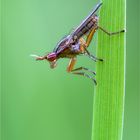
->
[71,66,96,75]
[98,26,125,36]
[72,72,97,85]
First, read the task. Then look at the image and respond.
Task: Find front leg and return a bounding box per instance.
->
[71,66,96,75]
[67,57,77,72]
[67,58,97,85]
[72,72,97,85]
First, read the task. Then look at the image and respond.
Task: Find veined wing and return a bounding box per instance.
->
[71,2,102,38]
[53,3,102,54]
[53,35,70,53]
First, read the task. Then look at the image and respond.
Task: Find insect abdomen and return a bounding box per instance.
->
[72,15,98,40]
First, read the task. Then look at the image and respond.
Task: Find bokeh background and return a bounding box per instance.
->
[1,0,139,140]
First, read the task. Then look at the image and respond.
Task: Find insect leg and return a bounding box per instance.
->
[67,58,77,72]
[67,58,96,75]
[98,26,125,36]
[79,28,97,49]
[71,67,96,75]
[85,28,97,47]
[79,29,103,61]
[67,58,97,85]
[84,47,103,62]
[72,72,97,85]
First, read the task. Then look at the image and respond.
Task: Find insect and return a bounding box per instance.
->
[32,3,125,85]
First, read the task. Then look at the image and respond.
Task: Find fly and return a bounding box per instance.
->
[32,3,125,85]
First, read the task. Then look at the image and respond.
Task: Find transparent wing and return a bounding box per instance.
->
[53,35,70,53]
[71,3,102,37]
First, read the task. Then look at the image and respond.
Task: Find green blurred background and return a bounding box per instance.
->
[1,0,139,140]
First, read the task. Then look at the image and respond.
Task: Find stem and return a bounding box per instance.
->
[92,0,126,140]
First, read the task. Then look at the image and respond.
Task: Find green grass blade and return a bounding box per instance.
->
[92,0,126,140]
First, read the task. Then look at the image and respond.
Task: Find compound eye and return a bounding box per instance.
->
[47,53,56,62]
